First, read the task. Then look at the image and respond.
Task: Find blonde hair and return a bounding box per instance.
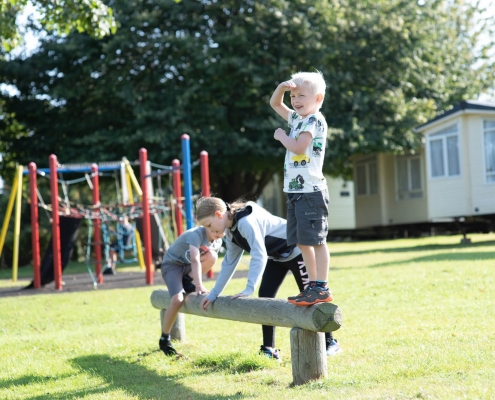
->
[196,197,248,221]
[291,71,326,102]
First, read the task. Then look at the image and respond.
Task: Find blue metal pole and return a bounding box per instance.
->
[22,165,123,175]
[181,134,194,229]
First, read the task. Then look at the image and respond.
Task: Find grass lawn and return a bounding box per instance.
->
[0,233,494,399]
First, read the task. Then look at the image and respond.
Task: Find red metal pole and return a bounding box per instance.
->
[200,151,210,197]
[91,164,103,284]
[172,159,183,237]
[139,148,153,285]
[49,155,63,290]
[200,151,214,278]
[29,163,41,289]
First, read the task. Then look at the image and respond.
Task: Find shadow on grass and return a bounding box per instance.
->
[0,373,74,390]
[20,354,249,400]
[332,239,495,258]
[365,251,495,269]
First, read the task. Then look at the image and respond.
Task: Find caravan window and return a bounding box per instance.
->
[396,156,423,200]
[428,124,460,178]
[356,157,378,196]
[484,120,495,183]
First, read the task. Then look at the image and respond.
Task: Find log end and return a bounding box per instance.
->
[312,302,343,332]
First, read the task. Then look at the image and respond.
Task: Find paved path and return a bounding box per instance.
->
[0,270,248,298]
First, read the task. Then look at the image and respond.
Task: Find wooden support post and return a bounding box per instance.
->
[290,328,327,385]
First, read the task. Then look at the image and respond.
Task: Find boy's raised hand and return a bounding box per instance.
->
[270,80,295,121]
[279,80,296,89]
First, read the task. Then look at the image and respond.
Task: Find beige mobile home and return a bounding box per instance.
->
[259,174,356,230]
[352,101,495,229]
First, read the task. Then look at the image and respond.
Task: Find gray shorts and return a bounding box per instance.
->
[286,189,329,246]
[161,261,192,297]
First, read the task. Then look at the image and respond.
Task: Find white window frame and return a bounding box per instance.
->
[483,119,495,184]
[395,155,423,200]
[356,157,378,196]
[426,123,461,179]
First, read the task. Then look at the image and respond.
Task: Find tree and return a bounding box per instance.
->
[1,0,494,202]
[0,0,117,53]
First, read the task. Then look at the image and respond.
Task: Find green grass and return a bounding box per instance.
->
[1,233,494,399]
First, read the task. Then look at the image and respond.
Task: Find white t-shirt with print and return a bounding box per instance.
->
[283,110,328,193]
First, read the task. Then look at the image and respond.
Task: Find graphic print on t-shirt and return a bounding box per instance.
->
[284,111,328,193]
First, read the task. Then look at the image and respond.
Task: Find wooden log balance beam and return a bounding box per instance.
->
[150,289,343,385]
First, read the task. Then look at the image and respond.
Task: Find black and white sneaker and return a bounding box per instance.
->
[326,339,342,356]
[260,345,281,362]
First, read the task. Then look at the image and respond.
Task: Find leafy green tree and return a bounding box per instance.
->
[0,0,117,52]
[1,0,494,202]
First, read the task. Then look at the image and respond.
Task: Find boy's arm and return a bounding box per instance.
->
[189,245,208,294]
[270,81,295,120]
[274,130,313,155]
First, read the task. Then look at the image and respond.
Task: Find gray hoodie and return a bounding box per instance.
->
[205,202,300,302]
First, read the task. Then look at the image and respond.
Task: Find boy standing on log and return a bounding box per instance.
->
[159,226,222,356]
[270,71,334,306]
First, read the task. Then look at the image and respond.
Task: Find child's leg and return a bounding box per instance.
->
[159,292,184,356]
[258,259,288,349]
[162,292,184,334]
[314,243,329,282]
[297,244,316,282]
[288,189,332,306]
[286,194,310,300]
[159,292,183,356]
[160,262,186,355]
